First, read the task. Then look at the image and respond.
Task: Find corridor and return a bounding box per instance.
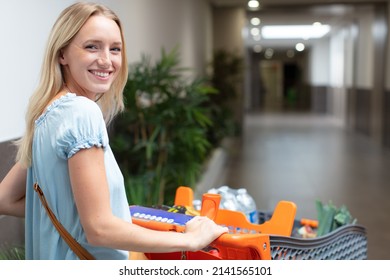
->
[220,112,390,260]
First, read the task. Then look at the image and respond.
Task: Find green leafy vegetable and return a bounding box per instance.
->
[316,200,356,236]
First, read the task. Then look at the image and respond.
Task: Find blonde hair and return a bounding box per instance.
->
[16,2,128,167]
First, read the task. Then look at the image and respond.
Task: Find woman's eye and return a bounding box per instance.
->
[85,45,98,50]
[111,47,121,52]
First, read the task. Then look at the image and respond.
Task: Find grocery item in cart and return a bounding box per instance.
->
[236,188,259,224]
[216,186,243,211]
[207,186,259,223]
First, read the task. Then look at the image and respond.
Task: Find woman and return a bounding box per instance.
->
[0,2,227,260]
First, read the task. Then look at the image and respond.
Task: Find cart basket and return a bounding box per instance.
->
[269,224,367,260]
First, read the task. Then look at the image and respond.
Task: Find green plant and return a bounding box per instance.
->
[0,244,25,260]
[207,49,244,146]
[111,48,217,206]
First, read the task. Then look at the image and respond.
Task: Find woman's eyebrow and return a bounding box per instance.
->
[84,39,122,45]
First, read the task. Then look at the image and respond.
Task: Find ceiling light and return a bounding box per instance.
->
[253,45,262,53]
[250,17,261,26]
[250,27,260,36]
[248,0,260,9]
[295,43,305,52]
[264,48,274,59]
[261,25,331,39]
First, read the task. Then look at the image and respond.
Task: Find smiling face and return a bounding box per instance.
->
[59,15,122,100]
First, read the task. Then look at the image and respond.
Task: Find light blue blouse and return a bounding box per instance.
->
[25,93,131,259]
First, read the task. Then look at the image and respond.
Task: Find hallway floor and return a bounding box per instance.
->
[218,112,390,260]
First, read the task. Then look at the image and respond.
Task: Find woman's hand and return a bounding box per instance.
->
[184,215,228,251]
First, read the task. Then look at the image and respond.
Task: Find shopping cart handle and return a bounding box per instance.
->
[199,192,271,259]
[211,232,271,260]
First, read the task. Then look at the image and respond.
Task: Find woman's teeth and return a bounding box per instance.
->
[92,71,109,77]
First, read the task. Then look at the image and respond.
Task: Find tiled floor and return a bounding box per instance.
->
[217,112,390,260]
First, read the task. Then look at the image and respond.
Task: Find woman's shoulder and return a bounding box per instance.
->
[62,93,102,116]
[57,93,105,129]
[37,93,103,125]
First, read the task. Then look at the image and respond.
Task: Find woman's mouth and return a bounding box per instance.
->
[90,70,111,78]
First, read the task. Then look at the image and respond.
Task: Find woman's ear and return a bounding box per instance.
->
[59,49,67,65]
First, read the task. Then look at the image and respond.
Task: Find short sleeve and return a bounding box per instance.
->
[55,97,109,159]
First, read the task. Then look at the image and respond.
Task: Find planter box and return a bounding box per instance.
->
[0,216,24,249]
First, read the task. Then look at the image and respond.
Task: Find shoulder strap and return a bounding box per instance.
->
[33,183,95,260]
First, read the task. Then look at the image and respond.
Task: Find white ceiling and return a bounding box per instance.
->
[209,0,386,51]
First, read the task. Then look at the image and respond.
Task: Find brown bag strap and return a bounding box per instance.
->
[33,183,95,260]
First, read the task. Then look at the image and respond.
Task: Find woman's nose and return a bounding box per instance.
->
[97,51,111,68]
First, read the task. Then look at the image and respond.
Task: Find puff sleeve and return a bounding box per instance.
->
[55,97,108,159]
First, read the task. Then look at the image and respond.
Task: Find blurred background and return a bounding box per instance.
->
[1,0,389,259]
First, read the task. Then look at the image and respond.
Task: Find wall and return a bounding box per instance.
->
[383,2,390,147]
[310,3,389,148]
[308,4,389,138]
[355,7,375,90]
[308,37,330,114]
[387,3,390,91]
[213,7,245,54]
[329,28,348,125]
[371,4,388,145]
[107,0,212,78]
[309,37,330,87]
[212,6,246,129]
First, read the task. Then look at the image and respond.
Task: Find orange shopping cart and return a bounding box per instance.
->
[130,186,297,260]
[131,186,368,260]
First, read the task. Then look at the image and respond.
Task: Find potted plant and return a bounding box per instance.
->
[110,48,217,206]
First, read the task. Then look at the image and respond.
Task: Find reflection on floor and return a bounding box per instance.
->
[217,112,390,260]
